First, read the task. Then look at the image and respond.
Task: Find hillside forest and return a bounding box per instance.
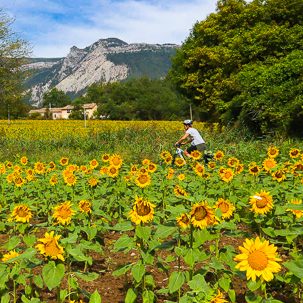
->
[2,0,303,137]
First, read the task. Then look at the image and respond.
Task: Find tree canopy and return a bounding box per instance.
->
[169,0,303,136]
[42,87,71,108]
[0,8,31,119]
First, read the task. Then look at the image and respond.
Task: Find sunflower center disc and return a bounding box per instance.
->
[45,240,61,256]
[219,202,229,213]
[247,250,268,271]
[59,208,71,219]
[113,158,120,166]
[295,164,303,172]
[17,209,27,217]
[225,172,232,179]
[181,215,189,224]
[194,206,207,220]
[256,197,268,208]
[251,167,258,173]
[139,175,148,184]
[136,204,151,216]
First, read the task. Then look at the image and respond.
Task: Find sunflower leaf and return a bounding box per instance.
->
[42,261,65,291]
[168,271,185,294]
[283,260,303,279]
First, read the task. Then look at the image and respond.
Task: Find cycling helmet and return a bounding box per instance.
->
[183,119,193,126]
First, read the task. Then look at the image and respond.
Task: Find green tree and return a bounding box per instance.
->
[169,0,303,135]
[42,87,71,108]
[0,8,31,119]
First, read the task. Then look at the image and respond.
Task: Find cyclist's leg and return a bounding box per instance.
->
[196,143,208,163]
[185,145,196,157]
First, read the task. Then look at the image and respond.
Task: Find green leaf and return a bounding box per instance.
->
[168,271,185,294]
[23,234,36,247]
[0,293,10,303]
[153,225,177,239]
[131,264,145,283]
[83,226,98,240]
[229,289,236,303]
[218,277,230,292]
[33,274,44,288]
[247,279,262,291]
[113,234,133,251]
[1,236,20,250]
[112,263,132,276]
[183,248,200,268]
[67,248,87,262]
[142,290,154,303]
[125,288,138,303]
[136,225,151,241]
[6,248,37,263]
[188,274,211,295]
[284,260,303,279]
[110,221,134,231]
[42,261,65,291]
[245,291,262,303]
[73,271,99,281]
[89,290,102,303]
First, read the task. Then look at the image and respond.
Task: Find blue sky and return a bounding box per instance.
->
[2,0,218,58]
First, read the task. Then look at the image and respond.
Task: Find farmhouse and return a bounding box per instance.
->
[28,108,63,119]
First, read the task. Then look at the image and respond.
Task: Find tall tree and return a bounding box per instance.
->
[42,87,71,108]
[169,0,303,135]
[0,8,32,119]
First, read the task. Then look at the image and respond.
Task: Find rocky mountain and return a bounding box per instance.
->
[24,38,179,107]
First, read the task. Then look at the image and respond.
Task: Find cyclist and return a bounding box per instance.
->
[174,120,207,159]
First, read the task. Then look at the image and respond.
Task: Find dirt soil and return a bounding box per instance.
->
[0,225,299,303]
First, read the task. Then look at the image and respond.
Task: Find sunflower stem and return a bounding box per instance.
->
[189,224,194,249]
[13,278,16,303]
[68,257,71,302]
[57,283,61,303]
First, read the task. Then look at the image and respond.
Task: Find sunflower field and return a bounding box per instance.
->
[1,120,303,303]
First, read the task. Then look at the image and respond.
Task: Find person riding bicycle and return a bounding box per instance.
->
[174,120,207,159]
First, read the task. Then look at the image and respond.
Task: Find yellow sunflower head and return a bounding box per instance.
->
[208,162,216,169]
[161,151,171,160]
[14,176,25,187]
[166,168,174,179]
[90,159,99,169]
[227,157,239,167]
[262,158,277,172]
[99,166,108,175]
[147,162,157,173]
[130,164,138,174]
[190,201,218,229]
[286,199,303,219]
[110,154,123,168]
[249,163,261,176]
[174,185,188,197]
[215,198,235,219]
[194,164,205,177]
[272,170,286,183]
[291,160,303,176]
[289,148,300,159]
[142,159,150,165]
[34,162,45,174]
[52,201,76,225]
[49,176,58,186]
[176,213,190,229]
[128,196,155,225]
[178,174,185,181]
[135,173,151,188]
[165,156,173,165]
[10,204,33,223]
[80,165,88,173]
[250,189,273,215]
[235,163,244,175]
[35,231,65,261]
[267,146,279,158]
[107,165,119,178]
[175,158,185,167]
[20,156,28,166]
[60,157,69,166]
[6,161,13,169]
[64,173,77,186]
[191,150,202,160]
[214,151,224,161]
[234,237,282,282]
[0,164,6,175]
[2,250,20,263]
[102,153,110,162]
[210,290,228,303]
[48,162,56,171]
[220,168,234,183]
[89,177,99,187]
[78,200,92,215]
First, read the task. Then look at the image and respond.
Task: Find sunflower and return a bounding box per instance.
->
[2,250,20,263]
[227,157,239,167]
[9,204,33,223]
[147,162,157,173]
[142,159,150,165]
[135,173,151,188]
[78,200,92,215]
[80,165,88,173]
[272,170,286,182]
[210,290,228,303]
[66,164,77,172]
[52,201,76,225]
[286,199,303,219]
[128,196,155,225]
[90,159,99,169]
[262,158,277,172]
[208,162,216,169]
[60,157,69,166]
[0,164,6,175]
[176,213,190,229]
[191,150,202,160]
[34,161,45,174]
[234,237,282,282]
[267,146,279,158]
[89,177,99,187]
[289,148,300,159]
[26,168,34,176]
[203,173,211,179]
[220,168,234,183]
[190,201,217,229]
[130,164,138,174]
[110,154,123,168]
[194,164,205,177]
[175,158,185,167]
[139,167,148,174]
[214,151,224,161]
[215,198,235,219]
[250,189,273,215]
[218,167,226,174]
[48,162,56,171]
[178,174,185,181]
[35,231,65,261]
[49,176,58,186]
[167,168,174,179]
[249,163,261,176]
[62,169,73,179]
[6,161,13,169]
[14,176,25,187]
[20,156,28,166]
[99,166,108,175]
[165,155,173,165]
[282,161,292,173]
[291,160,303,176]
[161,151,171,160]
[107,165,119,178]
[64,174,77,186]
[174,185,188,197]
[235,163,244,174]
[102,153,110,162]
[7,174,13,183]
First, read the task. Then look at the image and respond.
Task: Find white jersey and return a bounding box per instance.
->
[186,127,205,146]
